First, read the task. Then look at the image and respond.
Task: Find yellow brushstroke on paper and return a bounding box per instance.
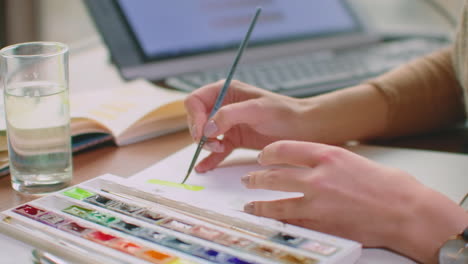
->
[147,179,204,191]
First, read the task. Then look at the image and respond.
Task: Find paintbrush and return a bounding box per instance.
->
[182,7,262,184]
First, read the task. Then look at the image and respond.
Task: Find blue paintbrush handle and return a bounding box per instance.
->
[182,7,262,184]
[209,7,262,117]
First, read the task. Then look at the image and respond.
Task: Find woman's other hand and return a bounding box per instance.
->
[242,140,468,263]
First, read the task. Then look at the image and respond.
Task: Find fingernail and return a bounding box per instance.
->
[241,174,250,187]
[195,165,205,173]
[205,141,224,153]
[204,120,218,137]
[190,124,197,139]
[244,202,254,214]
[257,151,263,164]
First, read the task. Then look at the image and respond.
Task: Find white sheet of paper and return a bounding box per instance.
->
[346,144,468,203]
[128,143,468,264]
[130,143,467,206]
[130,145,302,211]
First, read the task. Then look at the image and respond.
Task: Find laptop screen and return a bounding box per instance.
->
[116,0,359,61]
[84,0,369,81]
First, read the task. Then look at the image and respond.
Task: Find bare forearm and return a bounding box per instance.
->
[297,83,388,144]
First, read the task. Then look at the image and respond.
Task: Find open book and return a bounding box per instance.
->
[70,79,187,149]
[0,79,187,176]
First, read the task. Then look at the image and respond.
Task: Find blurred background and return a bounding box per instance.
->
[0,0,463,51]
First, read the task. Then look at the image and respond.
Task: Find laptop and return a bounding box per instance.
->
[84,0,447,97]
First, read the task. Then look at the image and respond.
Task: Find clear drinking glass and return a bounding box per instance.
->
[0,42,73,194]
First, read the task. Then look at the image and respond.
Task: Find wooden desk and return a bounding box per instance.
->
[1,125,467,211]
[374,126,468,154]
[0,130,193,211]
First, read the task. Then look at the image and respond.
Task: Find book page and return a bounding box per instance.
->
[70,80,186,139]
[116,115,187,146]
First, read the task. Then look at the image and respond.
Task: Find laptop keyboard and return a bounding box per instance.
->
[165,38,447,97]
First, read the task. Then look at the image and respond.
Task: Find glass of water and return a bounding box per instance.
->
[0,42,73,194]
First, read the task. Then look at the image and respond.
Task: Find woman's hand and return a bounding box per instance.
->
[242,140,468,264]
[185,80,391,172]
[185,80,307,172]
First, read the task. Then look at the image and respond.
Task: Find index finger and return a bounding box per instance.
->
[184,80,225,141]
[258,140,350,168]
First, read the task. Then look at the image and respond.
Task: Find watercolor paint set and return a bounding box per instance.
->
[0,174,361,264]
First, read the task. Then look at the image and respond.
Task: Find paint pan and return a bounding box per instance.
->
[192,247,255,264]
[137,249,176,264]
[62,187,95,200]
[224,257,256,264]
[193,247,227,262]
[134,210,166,223]
[86,211,119,226]
[191,225,223,241]
[161,237,200,254]
[59,221,94,236]
[277,253,319,264]
[215,234,252,249]
[85,230,119,245]
[169,260,196,264]
[248,244,282,259]
[109,239,144,255]
[107,201,142,214]
[159,218,194,233]
[110,220,142,234]
[85,194,118,208]
[37,212,67,227]
[13,205,46,219]
[62,205,94,218]
[299,240,338,256]
[271,232,305,247]
[137,228,168,243]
